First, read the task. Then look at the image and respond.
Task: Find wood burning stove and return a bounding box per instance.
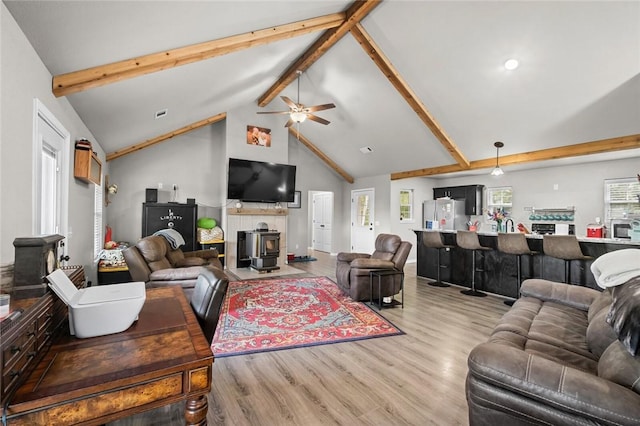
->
[245,230,280,272]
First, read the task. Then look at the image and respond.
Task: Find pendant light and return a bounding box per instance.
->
[490,141,505,176]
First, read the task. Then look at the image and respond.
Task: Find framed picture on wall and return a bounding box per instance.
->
[288,191,301,208]
[246,125,271,147]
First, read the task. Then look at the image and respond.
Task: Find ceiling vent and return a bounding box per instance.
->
[359,146,373,154]
[154,109,168,119]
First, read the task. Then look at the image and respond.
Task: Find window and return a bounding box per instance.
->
[604,178,640,222]
[399,189,414,222]
[486,186,513,215]
[356,193,371,226]
[94,182,103,259]
[34,99,69,237]
[40,145,59,234]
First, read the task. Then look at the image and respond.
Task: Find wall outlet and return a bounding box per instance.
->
[158,183,163,189]
[553,184,559,190]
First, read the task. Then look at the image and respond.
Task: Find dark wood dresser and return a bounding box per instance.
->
[1,266,85,405]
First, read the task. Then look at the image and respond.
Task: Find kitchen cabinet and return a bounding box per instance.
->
[142,203,197,251]
[433,184,484,215]
[74,148,101,185]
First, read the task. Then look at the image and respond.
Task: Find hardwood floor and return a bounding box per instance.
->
[111,250,510,425]
[207,251,509,426]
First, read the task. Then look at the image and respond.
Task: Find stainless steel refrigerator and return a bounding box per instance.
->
[423,199,467,230]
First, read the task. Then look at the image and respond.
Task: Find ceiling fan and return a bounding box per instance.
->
[257,70,335,128]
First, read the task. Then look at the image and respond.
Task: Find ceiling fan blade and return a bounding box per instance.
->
[304,103,336,113]
[281,96,298,109]
[284,117,296,128]
[306,114,330,125]
[256,111,290,115]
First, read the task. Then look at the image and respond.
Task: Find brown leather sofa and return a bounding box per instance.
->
[123,235,223,298]
[335,233,412,301]
[466,277,640,425]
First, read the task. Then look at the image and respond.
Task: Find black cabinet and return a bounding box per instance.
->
[433,184,484,215]
[433,186,466,200]
[142,203,197,251]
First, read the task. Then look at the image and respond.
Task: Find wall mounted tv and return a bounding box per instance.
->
[227,158,297,203]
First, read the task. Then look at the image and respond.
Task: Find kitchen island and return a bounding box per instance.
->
[414,229,640,298]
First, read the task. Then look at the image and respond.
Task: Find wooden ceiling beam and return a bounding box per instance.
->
[350,23,471,169]
[257,0,382,107]
[288,128,354,183]
[106,113,227,161]
[53,14,345,97]
[390,134,640,180]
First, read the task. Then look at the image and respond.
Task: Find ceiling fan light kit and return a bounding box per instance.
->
[257,70,335,127]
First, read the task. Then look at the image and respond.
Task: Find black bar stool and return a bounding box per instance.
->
[497,233,539,306]
[456,230,492,297]
[422,231,455,287]
[542,235,593,284]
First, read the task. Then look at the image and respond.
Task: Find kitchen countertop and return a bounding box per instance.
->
[415,228,640,245]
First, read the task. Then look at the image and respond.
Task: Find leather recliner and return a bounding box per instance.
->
[123,235,224,298]
[335,233,412,301]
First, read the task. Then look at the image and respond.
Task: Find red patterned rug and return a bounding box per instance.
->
[211,276,403,357]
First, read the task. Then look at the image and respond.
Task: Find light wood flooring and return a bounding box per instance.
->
[111,251,510,426]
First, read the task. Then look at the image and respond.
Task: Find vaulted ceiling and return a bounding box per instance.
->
[5,0,640,181]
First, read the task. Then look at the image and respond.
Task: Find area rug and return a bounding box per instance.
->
[211,276,403,357]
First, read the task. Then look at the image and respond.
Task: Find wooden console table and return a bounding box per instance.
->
[3,286,213,425]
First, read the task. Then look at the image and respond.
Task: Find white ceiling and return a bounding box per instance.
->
[5,0,640,179]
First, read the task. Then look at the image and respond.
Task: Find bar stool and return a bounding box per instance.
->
[422,231,455,287]
[456,230,492,297]
[542,235,593,285]
[497,233,539,306]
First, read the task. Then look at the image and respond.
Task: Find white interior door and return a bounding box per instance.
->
[350,189,375,253]
[312,192,333,252]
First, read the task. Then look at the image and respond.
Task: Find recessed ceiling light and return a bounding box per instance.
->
[359,146,373,154]
[504,59,519,70]
[155,108,168,119]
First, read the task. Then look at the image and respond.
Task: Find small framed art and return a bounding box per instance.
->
[288,191,301,208]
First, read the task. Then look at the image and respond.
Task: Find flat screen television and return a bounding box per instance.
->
[227,158,297,203]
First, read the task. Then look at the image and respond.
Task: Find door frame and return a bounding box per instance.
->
[33,99,70,240]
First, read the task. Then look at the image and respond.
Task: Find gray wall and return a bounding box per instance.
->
[1,4,103,283]
[106,123,226,243]
[288,132,345,256]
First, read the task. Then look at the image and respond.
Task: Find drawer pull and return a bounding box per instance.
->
[27,331,36,337]
[9,370,20,379]
[10,346,21,354]
[27,351,36,359]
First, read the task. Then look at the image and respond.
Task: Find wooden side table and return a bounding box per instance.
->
[369,270,404,310]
